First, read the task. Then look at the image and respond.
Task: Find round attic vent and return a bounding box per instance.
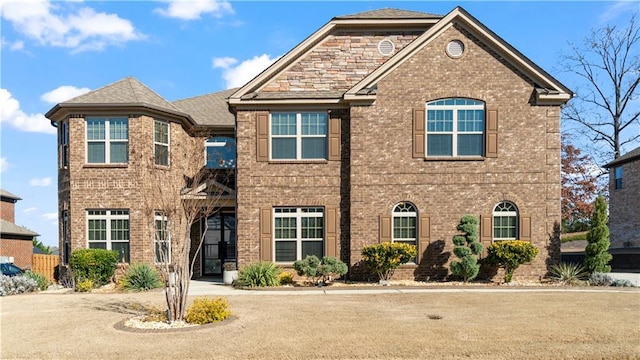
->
[446,40,465,58]
[378,39,395,56]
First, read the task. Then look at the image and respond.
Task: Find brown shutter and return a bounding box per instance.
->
[519,214,531,241]
[418,215,430,261]
[256,113,269,162]
[486,108,498,158]
[379,215,392,243]
[325,207,338,257]
[480,214,493,257]
[260,207,272,261]
[413,108,425,158]
[328,116,341,161]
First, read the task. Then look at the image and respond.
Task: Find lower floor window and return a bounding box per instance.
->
[154,212,170,263]
[87,209,130,262]
[274,207,324,262]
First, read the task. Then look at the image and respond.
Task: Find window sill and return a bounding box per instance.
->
[268,160,329,164]
[83,164,128,169]
[424,156,485,161]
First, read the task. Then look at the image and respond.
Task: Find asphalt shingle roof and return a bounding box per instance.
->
[172,88,238,127]
[0,189,21,201]
[334,8,442,20]
[0,219,39,237]
[605,146,640,168]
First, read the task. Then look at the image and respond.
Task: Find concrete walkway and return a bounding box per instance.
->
[188,273,640,296]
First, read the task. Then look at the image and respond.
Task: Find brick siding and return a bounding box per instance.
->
[608,159,640,248]
[0,238,33,269]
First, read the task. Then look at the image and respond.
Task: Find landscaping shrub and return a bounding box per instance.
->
[584,195,612,274]
[186,297,231,324]
[75,279,94,292]
[24,271,50,291]
[486,240,539,283]
[588,272,635,287]
[362,242,417,281]
[233,262,280,288]
[548,262,589,285]
[278,272,295,285]
[293,255,348,285]
[450,215,482,282]
[118,263,163,291]
[69,248,119,286]
[0,275,38,296]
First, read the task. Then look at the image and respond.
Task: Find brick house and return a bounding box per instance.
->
[46,7,572,280]
[605,146,640,249]
[0,189,40,269]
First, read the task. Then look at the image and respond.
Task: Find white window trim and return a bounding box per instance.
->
[86,117,129,164]
[269,112,327,160]
[273,207,324,263]
[392,203,417,244]
[154,119,170,166]
[86,209,130,261]
[154,212,171,264]
[425,101,484,157]
[492,202,518,241]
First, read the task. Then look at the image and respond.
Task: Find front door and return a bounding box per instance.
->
[202,212,236,276]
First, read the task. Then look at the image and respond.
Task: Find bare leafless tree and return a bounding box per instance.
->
[136,136,230,322]
[562,14,640,163]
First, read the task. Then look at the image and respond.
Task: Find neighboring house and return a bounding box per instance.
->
[45,7,572,280]
[605,146,640,249]
[0,189,40,269]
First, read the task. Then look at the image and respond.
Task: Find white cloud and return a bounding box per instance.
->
[29,177,52,187]
[212,54,280,89]
[0,157,9,173]
[155,0,234,20]
[41,212,58,221]
[23,207,38,214]
[0,0,145,52]
[1,37,25,50]
[0,88,55,134]
[599,1,637,23]
[41,85,90,104]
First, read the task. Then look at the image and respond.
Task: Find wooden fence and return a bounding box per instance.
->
[32,254,59,282]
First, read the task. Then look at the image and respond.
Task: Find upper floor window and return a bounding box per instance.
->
[493,201,518,241]
[60,122,69,168]
[87,209,130,262]
[206,137,236,169]
[273,207,324,262]
[425,98,484,157]
[614,167,623,189]
[86,117,128,164]
[271,112,327,160]
[154,120,169,166]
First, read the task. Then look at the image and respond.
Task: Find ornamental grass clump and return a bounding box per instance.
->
[362,242,417,281]
[450,215,483,282]
[24,271,50,291]
[548,262,589,285]
[233,262,281,288]
[119,263,163,291]
[486,240,538,283]
[185,297,231,325]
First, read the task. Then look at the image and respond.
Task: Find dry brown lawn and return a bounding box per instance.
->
[1,288,639,359]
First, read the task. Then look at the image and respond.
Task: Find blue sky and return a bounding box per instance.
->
[0,0,637,247]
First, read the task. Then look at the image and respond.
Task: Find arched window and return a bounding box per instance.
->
[493,201,518,241]
[392,202,417,248]
[205,137,236,169]
[425,98,484,157]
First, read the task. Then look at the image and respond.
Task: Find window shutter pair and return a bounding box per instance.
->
[378,215,430,259]
[412,107,499,158]
[480,213,532,257]
[255,113,341,162]
[258,207,339,261]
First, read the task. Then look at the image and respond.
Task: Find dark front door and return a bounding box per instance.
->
[202,212,236,276]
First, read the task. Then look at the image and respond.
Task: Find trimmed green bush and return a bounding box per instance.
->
[234,262,280,288]
[69,248,119,286]
[548,262,589,285]
[584,195,612,274]
[24,271,50,291]
[450,215,482,282]
[119,263,163,291]
[186,297,231,324]
[486,240,539,283]
[362,242,417,281]
[293,255,348,284]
